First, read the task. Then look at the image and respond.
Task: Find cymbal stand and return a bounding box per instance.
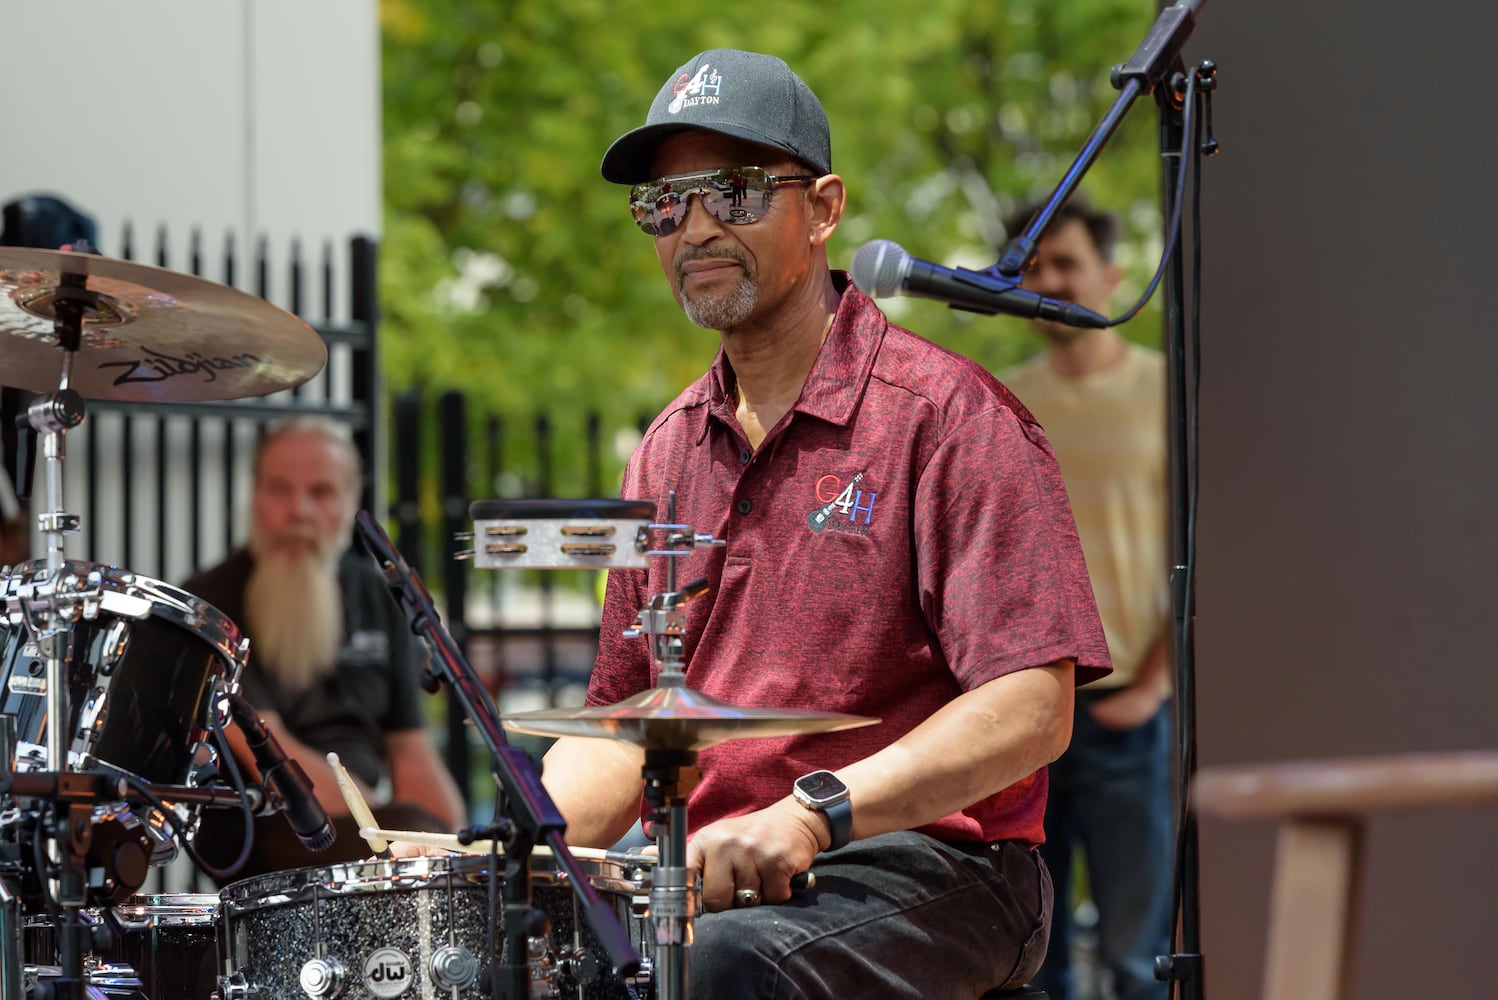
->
[6,273,97,1000]
[26,273,92,773]
[623,497,724,1000]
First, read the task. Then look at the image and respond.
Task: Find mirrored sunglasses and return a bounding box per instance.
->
[629,166,818,236]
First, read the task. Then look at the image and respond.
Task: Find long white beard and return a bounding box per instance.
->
[245,533,344,693]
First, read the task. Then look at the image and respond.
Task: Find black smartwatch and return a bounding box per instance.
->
[793,770,853,851]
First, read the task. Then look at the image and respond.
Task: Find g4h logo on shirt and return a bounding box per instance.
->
[807,471,877,536]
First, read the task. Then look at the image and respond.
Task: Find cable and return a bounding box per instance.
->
[122,685,258,883]
[1106,71,1200,329]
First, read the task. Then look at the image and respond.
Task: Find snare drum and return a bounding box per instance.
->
[221,853,654,999]
[0,559,246,787]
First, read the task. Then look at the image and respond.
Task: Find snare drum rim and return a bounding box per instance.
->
[219,852,650,915]
[220,854,497,916]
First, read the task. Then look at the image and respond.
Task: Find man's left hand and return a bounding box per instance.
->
[1087,684,1166,731]
[685,798,825,912]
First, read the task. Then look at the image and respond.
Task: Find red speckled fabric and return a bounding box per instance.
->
[590,273,1109,845]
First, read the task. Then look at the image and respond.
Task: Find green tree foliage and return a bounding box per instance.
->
[381,0,1165,503]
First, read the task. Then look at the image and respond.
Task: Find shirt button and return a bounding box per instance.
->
[739,448,751,465]
[736,499,752,515]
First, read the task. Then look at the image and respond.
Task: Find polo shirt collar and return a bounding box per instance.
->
[699,271,885,443]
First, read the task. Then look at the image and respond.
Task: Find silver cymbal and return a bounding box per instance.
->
[0,247,326,401]
[503,685,879,751]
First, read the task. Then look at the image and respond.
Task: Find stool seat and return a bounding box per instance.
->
[978,988,1048,999]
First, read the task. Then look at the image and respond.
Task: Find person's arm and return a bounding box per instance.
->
[540,735,646,848]
[1089,623,1171,730]
[386,727,467,829]
[685,659,1074,912]
[221,709,363,817]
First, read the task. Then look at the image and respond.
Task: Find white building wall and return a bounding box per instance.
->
[0,0,380,297]
[0,0,382,580]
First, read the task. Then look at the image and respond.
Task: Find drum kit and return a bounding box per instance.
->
[0,246,878,999]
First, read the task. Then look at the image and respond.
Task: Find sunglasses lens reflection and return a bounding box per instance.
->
[631,168,773,235]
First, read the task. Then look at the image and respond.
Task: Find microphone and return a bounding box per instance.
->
[226,694,337,851]
[850,239,1110,329]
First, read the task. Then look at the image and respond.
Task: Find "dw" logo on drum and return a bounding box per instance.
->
[363,946,415,997]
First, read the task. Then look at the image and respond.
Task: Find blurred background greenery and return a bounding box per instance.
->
[379,0,1165,515]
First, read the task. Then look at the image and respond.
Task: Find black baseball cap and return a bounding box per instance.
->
[601,49,831,185]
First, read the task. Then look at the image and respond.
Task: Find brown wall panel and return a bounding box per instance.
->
[1185,2,1498,997]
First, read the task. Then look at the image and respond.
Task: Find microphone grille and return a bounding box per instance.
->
[305,823,337,851]
[850,239,910,298]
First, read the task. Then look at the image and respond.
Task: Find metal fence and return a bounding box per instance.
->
[392,392,654,801]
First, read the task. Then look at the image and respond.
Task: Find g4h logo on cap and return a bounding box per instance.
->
[668,64,724,114]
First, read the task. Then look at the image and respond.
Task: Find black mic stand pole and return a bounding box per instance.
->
[985,4,1214,997]
[353,511,641,1000]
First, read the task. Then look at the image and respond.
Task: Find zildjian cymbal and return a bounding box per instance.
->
[0,247,326,401]
[503,684,880,751]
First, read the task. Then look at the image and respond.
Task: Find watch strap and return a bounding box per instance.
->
[821,797,853,852]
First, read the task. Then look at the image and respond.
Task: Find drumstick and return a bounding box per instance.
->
[359,827,465,853]
[358,826,814,889]
[326,752,391,858]
[359,827,613,861]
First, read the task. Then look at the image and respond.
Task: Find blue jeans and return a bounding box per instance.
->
[1034,694,1174,1000]
[688,831,1052,999]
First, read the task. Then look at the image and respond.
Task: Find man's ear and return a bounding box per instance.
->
[808,174,846,248]
[1105,261,1124,297]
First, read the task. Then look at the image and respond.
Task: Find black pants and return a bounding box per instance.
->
[689,831,1052,999]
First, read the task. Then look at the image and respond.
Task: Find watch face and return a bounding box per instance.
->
[796,770,846,803]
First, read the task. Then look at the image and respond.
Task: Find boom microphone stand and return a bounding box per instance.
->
[991,4,1215,998]
[353,510,641,1000]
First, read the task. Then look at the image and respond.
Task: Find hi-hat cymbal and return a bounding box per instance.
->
[503,684,880,751]
[0,247,326,402]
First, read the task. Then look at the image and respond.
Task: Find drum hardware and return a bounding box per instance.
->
[0,246,326,998]
[472,494,876,1000]
[357,509,645,1000]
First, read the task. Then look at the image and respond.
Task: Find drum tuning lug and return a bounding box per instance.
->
[218,970,257,999]
[299,956,345,998]
[429,944,480,990]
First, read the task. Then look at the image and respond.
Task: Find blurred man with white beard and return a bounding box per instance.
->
[186,418,465,881]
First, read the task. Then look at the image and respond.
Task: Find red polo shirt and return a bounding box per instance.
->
[589,273,1110,845]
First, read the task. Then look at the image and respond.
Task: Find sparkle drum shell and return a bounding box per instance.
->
[221,853,654,999]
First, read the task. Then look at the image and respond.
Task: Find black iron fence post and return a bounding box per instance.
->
[439,391,472,807]
[350,235,380,515]
[392,389,424,575]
